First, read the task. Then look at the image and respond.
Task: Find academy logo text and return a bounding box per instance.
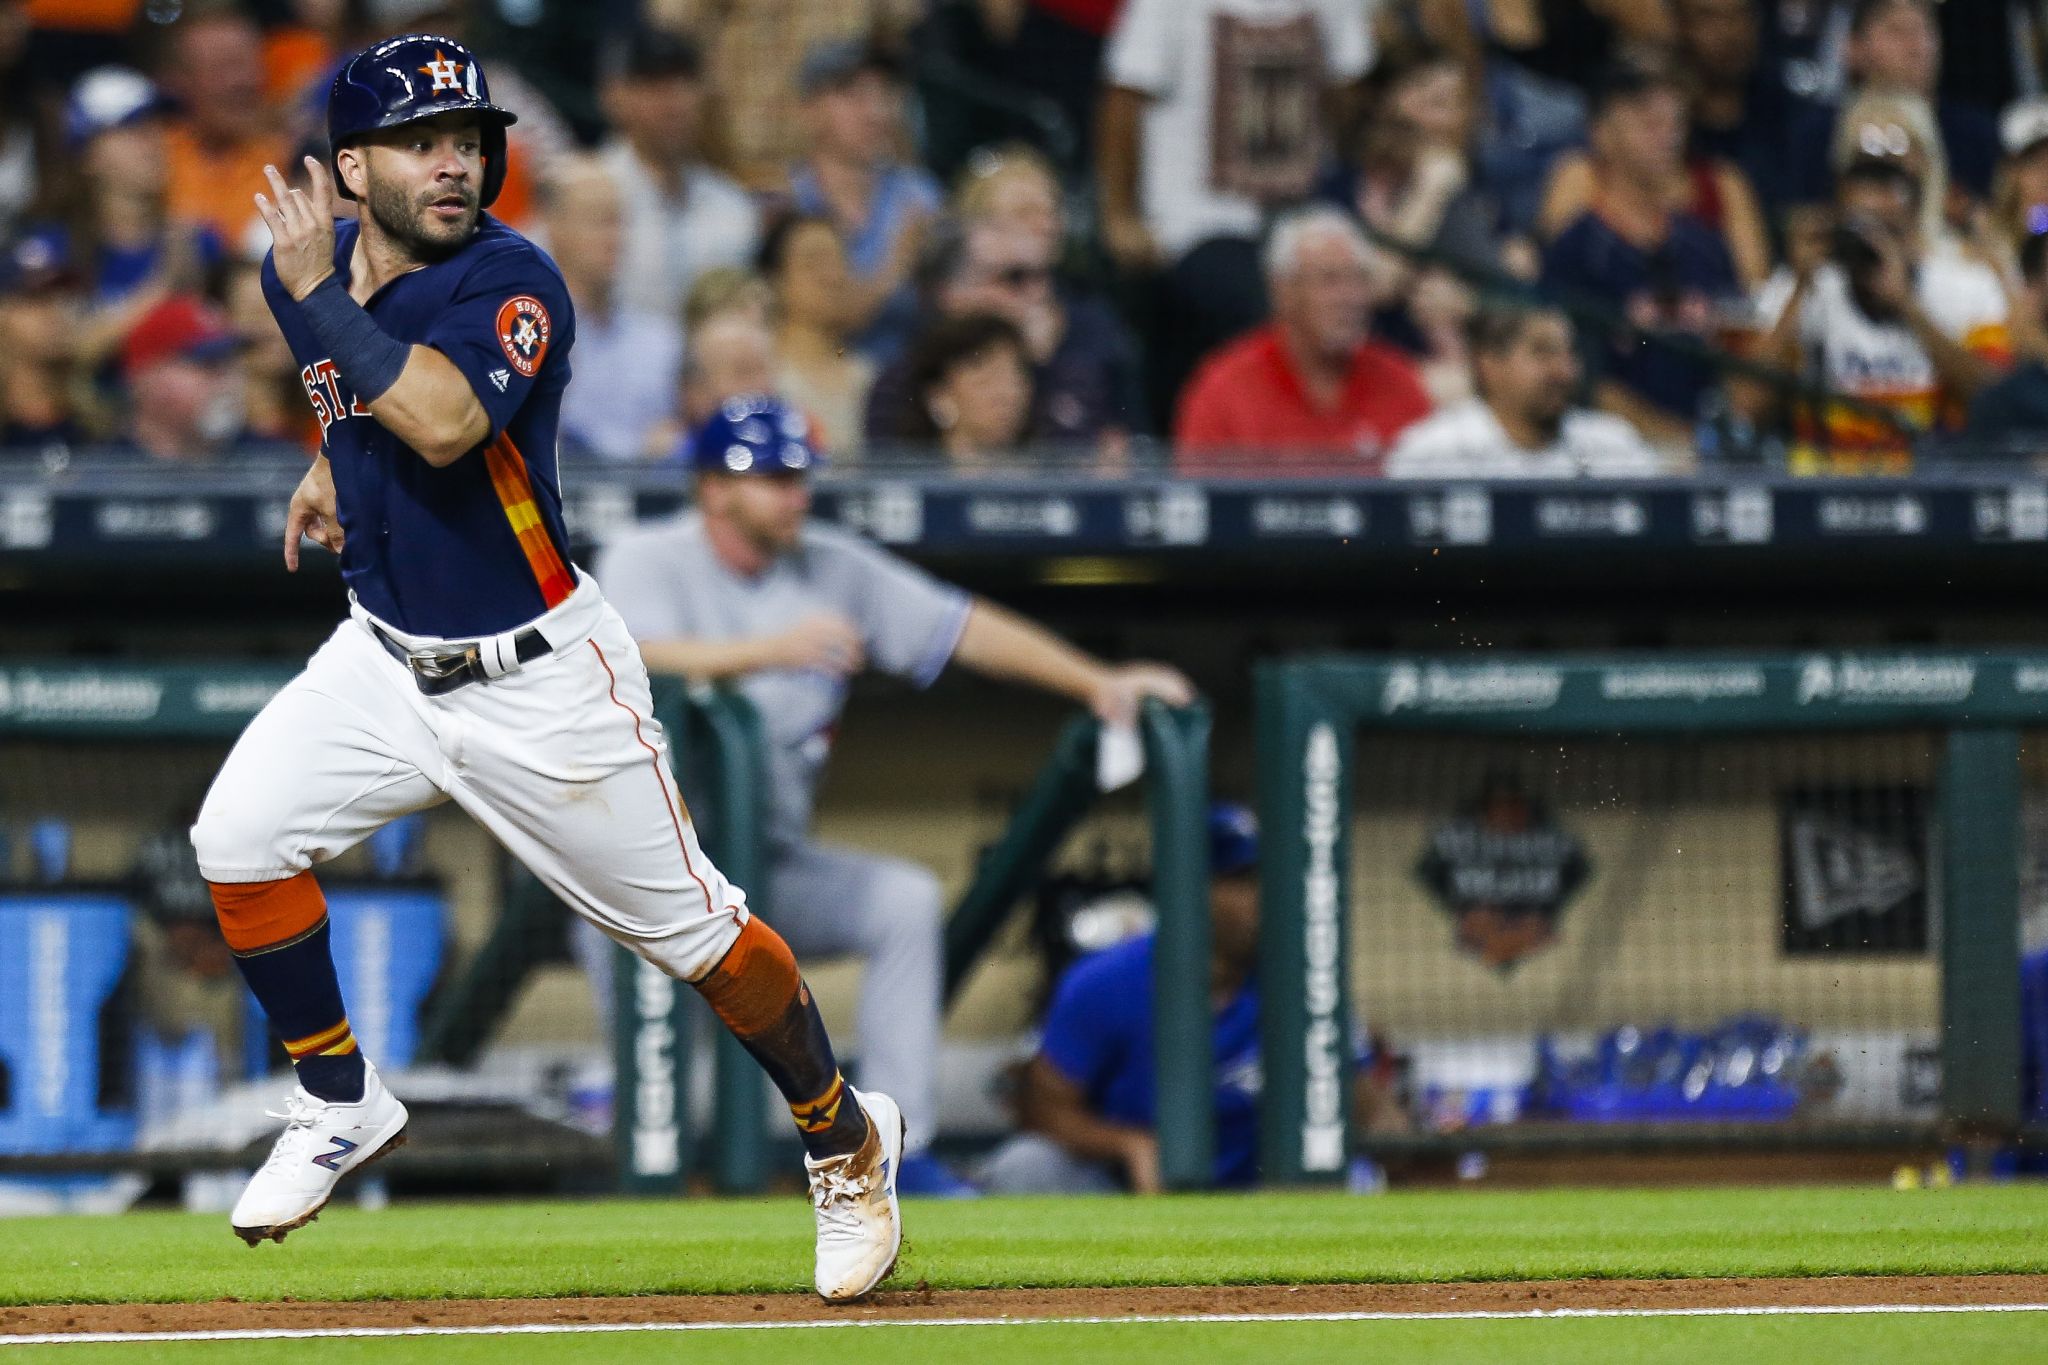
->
[1380,663,1564,715]
[1795,656,1976,705]
[0,671,163,723]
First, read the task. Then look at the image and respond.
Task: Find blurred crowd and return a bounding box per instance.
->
[3,0,2048,477]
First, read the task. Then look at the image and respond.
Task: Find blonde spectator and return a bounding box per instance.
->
[1830,90,1950,246]
[761,213,873,459]
[953,143,1063,258]
[156,4,288,245]
[681,310,784,435]
[685,265,775,334]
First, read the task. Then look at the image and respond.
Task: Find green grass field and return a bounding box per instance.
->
[6,1186,2048,1361]
[10,1316,2048,1365]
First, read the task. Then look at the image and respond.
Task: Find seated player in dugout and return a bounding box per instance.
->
[593,396,1194,1197]
[190,35,905,1303]
[979,802,1409,1193]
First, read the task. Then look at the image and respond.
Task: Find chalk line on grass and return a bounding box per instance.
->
[5,1301,2048,1346]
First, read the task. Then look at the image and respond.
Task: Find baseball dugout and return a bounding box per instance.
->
[1255,652,2046,1185]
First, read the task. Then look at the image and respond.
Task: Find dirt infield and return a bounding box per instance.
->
[6,1276,2047,1337]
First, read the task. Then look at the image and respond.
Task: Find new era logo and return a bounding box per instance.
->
[311,1136,358,1172]
[489,369,510,392]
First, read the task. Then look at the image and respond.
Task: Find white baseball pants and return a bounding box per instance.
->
[192,572,748,984]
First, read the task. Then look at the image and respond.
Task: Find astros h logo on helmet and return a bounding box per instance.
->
[418,49,468,94]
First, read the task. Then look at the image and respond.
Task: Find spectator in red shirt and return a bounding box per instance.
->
[1174,207,1433,474]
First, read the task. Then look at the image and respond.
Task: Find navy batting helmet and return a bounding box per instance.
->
[690,396,821,476]
[327,34,517,208]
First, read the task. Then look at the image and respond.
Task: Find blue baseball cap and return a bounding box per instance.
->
[1209,801,1260,877]
[690,395,822,476]
[66,67,169,148]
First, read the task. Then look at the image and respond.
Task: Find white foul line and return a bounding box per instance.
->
[3,1302,2047,1347]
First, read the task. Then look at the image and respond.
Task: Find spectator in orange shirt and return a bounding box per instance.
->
[1174,207,1433,475]
[157,4,287,248]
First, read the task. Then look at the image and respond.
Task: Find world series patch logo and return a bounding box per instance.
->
[496,296,551,378]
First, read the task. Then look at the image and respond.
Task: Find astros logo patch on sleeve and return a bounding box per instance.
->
[496,296,552,378]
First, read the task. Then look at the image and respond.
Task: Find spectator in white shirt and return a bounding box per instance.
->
[545,157,684,463]
[597,27,761,322]
[1098,0,1374,406]
[1387,305,1664,478]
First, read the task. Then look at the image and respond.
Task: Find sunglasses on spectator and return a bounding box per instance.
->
[991,264,1052,288]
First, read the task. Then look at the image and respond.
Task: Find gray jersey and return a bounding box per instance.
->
[595,511,971,850]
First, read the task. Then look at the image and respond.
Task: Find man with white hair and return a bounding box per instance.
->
[1174,207,1430,473]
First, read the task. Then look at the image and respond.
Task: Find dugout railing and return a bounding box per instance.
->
[615,689,1217,1194]
[1255,652,2036,1185]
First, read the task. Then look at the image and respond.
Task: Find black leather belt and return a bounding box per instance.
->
[371,623,551,695]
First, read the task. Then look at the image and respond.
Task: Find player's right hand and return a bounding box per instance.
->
[256,157,339,302]
[284,455,343,571]
[777,612,865,677]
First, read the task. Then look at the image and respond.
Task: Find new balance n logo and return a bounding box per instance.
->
[312,1136,358,1171]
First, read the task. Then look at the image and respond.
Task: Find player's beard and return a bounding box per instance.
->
[364,175,477,264]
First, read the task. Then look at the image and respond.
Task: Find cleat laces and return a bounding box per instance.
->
[808,1162,869,1236]
[257,1093,330,1172]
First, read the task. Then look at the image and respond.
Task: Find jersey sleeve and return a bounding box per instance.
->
[1037,952,1123,1091]
[1104,0,1181,96]
[423,243,575,440]
[830,533,971,688]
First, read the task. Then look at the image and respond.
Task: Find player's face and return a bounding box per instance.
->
[710,471,810,553]
[355,115,485,261]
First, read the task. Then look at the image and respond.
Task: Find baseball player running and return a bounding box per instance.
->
[191,35,901,1302]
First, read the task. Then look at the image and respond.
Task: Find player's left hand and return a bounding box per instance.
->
[284,454,343,570]
[1089,662,1196,727]
[257,156,339,302]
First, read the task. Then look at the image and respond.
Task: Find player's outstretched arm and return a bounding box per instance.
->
[637,613,866,682]
[951,598,1194,726]
[257,158,490,467]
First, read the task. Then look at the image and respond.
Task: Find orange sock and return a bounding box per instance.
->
[696,917,866,1157]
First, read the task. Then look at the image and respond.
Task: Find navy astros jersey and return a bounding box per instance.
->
[262,213,576,638]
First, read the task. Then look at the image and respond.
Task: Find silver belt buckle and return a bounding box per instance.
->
[411,644,480,682]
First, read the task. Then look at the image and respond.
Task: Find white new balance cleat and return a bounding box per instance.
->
[230,1061,408,1246]
[806,1087,905,1303]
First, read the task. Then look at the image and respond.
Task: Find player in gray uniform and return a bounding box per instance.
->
[594,396,1192,1194]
